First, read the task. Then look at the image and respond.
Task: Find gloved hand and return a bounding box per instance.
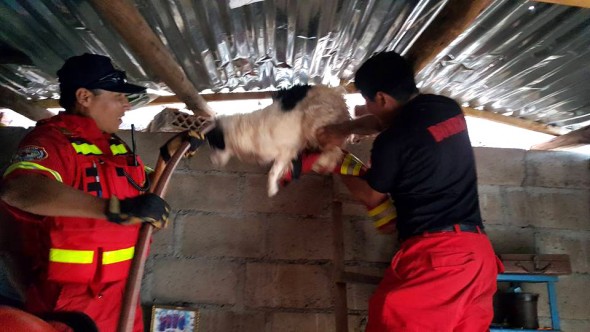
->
[279,151,322,187]
[160,130,206,162]
[106,193,170,228]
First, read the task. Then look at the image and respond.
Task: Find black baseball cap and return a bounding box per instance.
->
[57,53,146,94]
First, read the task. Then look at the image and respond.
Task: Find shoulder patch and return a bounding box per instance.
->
[12,145,48,162]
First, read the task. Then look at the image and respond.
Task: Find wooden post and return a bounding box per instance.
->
[0,86,53,121]
[331,200,348,332]
[89,0,213,117]
[531,125,590,150]
[406,0,493,73]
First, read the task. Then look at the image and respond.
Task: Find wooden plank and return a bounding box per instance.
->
[531,125,590,150]
[406,0,494,73]
[533,0,590,8]
[462,107,563,136]
[0,86,53,121]
[498,254,572,275]
[89,0,213,117]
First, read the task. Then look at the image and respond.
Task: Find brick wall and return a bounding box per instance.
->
[1,128,588,331]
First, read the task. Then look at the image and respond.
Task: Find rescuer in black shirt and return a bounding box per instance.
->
[317,51,504,332]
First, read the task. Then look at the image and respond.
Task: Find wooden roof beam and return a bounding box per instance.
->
[531,125,590,150]
[89,0,213,118]
[406,0,493,73]
[462,107,562,136]
[0,86,53,121]
[533,0,590,8]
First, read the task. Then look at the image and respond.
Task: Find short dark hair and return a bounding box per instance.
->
[354,51,418,102]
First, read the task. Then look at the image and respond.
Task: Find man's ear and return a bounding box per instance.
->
[375,91,399,110]
[75,88,94,108]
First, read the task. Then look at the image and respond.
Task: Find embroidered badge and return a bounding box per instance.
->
[13,145,48,162]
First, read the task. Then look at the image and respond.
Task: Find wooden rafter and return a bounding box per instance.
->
[0,86,53,121]
[531,125,590,150]
[462,107,562,136]
[533,0,590,8]
[89,0,213,117]
[406,0,493,73]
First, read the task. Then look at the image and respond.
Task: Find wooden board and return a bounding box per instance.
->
[498,254,571,275]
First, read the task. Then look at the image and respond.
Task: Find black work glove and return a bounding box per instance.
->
[106,193,170,229]
[160,130,206,162]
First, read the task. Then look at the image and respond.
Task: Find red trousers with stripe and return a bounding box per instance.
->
[26,280,143,332]
[366,230,503,332]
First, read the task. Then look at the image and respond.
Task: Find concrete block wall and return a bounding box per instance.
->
[1,127,588,331]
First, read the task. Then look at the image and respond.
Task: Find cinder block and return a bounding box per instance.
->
[501,187,531,227]
[525,150,590,189]
[244,263,332,309]
[185,144,269,174]
[119,131,174,168]
[266,216,333,260]
[474,148,525,186]
[535,230,590,274]
[150,212,175,255]
[559,319,590,332]
[198,309,266,332]
[179,214,265,258]
[343,266,384,311]
[152,258,240,304]
[242,175,332,216]
[478,185,504,224]
[524,274,590,320]
[269,312,334,332]
[344,218,398,263]
[527,188,590,230]
[165,173,241,213]
[484,225,535,254]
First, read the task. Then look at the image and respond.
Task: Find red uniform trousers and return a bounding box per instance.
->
[26,279,143,332]
[366,230,503,332]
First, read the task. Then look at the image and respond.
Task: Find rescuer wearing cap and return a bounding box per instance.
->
[0,53,171,332]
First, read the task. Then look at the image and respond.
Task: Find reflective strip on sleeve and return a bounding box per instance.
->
[367,199,397,229]
[49,248,94,264]
[110,143,128,155]
[339,154,364,176]
[71,143,103,155]
[102,246,135,265]
[3,161,63,182]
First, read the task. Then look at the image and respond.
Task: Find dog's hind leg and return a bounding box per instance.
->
[267,159,290,197]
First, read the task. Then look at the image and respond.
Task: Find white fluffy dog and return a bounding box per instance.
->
[205,84,350,196]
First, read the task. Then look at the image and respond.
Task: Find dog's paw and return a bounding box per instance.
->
[267,183,279,197]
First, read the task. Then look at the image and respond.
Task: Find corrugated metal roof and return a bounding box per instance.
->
[0,0,589,131]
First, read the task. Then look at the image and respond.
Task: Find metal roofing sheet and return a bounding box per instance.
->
[0,0,589,130]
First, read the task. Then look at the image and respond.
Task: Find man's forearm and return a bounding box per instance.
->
[0,175,108,219]
[339,175,387,208]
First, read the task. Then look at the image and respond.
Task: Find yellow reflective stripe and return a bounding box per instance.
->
[110,144,128,155]
[102,246,135,265]
[144,166,154,174]
[368,199,397,228]
[340,154,352,175]
[49,248,94,264]
[340,154,364,176]
[3,161,63,182]
[374,214,396,228]
[71,142,102,155]
[368,200,391,217]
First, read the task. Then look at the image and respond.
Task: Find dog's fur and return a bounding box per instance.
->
[206,84,350,196]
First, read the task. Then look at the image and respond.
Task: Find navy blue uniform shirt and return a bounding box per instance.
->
[365,94,483,240]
